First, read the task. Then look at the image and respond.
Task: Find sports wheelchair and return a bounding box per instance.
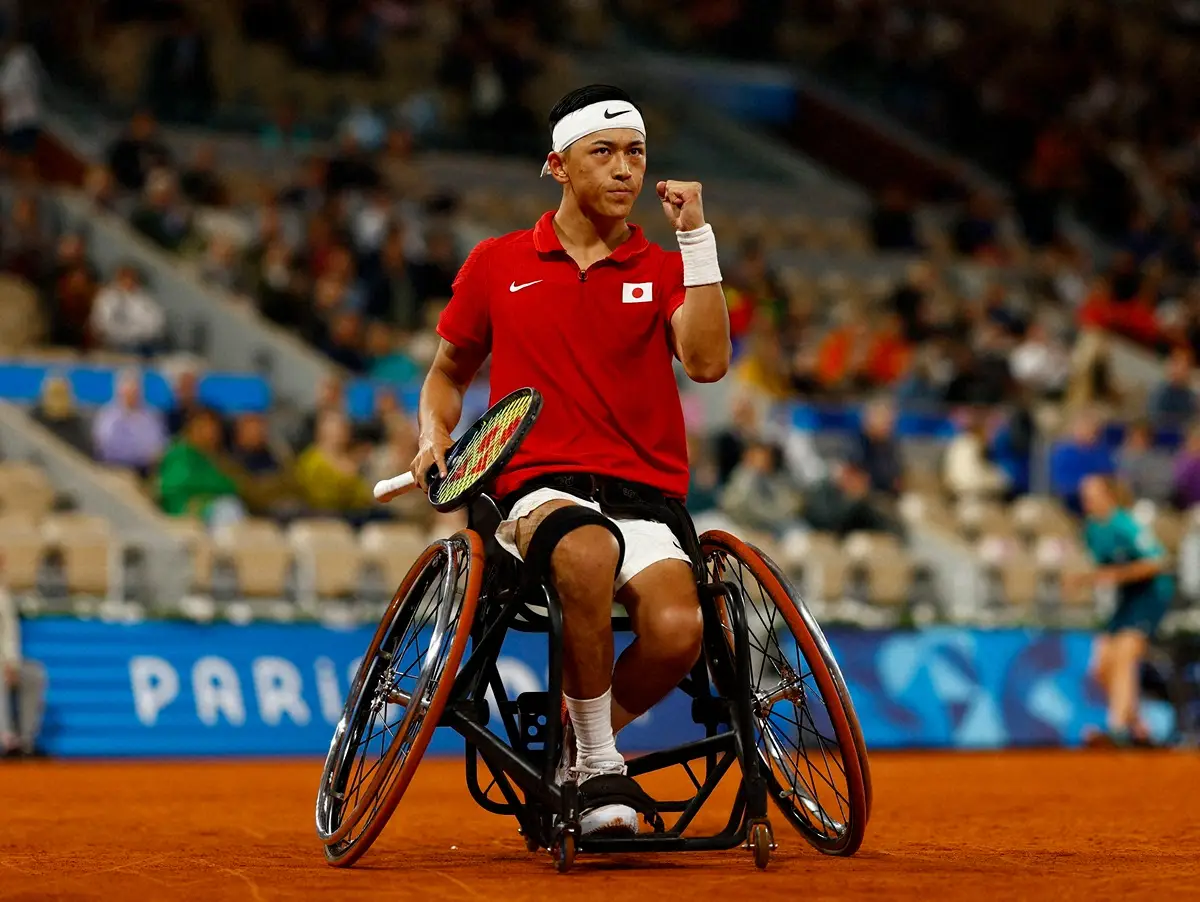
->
[315,489,872,872]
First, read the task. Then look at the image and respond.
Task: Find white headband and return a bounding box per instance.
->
[540,100,646,176]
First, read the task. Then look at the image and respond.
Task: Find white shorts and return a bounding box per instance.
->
[495,488,692,591]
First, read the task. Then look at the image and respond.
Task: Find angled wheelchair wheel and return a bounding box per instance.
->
[316,530,483,867]
[701,530,871,857]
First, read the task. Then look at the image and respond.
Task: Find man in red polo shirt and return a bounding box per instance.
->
[411,84,730,837]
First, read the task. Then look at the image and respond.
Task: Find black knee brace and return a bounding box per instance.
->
[523,506,625,587]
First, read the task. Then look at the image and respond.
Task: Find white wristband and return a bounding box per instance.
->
[676,223,722,287]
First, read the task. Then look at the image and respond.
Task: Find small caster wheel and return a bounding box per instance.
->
[750,823,771,870]
[524,834,540,853]
[552,832,576,873]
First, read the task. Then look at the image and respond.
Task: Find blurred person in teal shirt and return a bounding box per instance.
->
[1068,475,1173,747]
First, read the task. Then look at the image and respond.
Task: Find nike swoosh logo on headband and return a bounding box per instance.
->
[509,280,543,292]
[603,108,627,119]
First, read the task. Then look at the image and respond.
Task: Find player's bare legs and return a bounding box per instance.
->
[515,499,623,764]
[1090,635,1114,695]
[612,560,703,733]
[1090,631,1150,742]
[1108,629,1149,737]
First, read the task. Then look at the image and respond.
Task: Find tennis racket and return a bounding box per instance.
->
[373,387,543,513]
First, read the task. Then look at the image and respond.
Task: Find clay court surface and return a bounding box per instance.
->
[1,751,1197,901]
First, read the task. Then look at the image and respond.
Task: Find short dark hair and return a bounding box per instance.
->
[187,405,220,427]
[548,85,638,132]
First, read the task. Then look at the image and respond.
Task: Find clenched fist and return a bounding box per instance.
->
[657,180,706,232]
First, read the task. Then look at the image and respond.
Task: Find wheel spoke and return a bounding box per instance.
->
[704,542,861,850]
[317,534,480,860]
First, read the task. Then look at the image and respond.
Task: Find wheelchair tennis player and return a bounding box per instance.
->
[408,84,731,837]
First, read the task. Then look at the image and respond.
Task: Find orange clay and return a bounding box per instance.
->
[0,751,1192,900]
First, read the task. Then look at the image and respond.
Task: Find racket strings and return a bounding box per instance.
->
[433,394,533,504]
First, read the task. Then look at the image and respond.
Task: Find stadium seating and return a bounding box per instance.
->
[213,518,293,600]
[163,516,214,597]
[287,518,362,602]
[0,512,44,594]
[0,461,56,519]
[1011,496,1077,544]
[43,513,116,599]
[845,531,913,607]
[359,522,431,600]
[0,477,124,601]
[780,531,847,604]
[0,275,44,355]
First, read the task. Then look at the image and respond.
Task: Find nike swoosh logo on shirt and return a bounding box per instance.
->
[509,280,543,292]
[603,108,626,119]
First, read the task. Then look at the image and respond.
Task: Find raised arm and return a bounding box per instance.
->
[670,283,730,383]
[658,179,731,383]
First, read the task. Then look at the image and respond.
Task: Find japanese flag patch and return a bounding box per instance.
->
[622,282,653,304]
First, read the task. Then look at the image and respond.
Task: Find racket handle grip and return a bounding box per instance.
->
[373,471,416,502]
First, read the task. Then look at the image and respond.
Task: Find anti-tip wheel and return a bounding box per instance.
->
[751,823,772,870]
[553,832,576,873]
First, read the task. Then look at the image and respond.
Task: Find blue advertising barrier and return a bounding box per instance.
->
[22,619,1124,758]
[0,361,496,428]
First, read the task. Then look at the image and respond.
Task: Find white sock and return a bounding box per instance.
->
[565,689,622,767]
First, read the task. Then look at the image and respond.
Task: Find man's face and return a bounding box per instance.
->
[176,371,199,403]
[236,414,266,449]
[839,464,869,498]
[366,322,393,357]
[318,377,344,409]
[866,405,894,438]
[1080,476,1112,519]
[318,412,350,449]
[191,414,220,452]
[116,268,138,291]
[1073,418,1099,445]
[58,234,84,264]
[1167,351,1191,384]
[744,444,773,474]
[555,128,645,219]
[1126,426,1150,452]
[332,313,362,345]
[118,377,141,408]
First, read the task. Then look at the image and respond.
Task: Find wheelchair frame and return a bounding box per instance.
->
[438,496,777,866]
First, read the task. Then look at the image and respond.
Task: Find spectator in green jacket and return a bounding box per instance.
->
[158,407,246,527]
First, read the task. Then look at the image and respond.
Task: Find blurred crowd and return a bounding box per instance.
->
[3,0,1200,551]
[31,359,430,534]
[623,1,1200,364]
[26,0,578,154]
[817,1,1200,359]
[90,106,453,379]
[0,162,438,533]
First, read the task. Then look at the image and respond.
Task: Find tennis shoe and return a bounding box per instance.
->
[555,721,639,837]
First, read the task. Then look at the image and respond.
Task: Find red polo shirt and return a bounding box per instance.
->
[437,211,689,499]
